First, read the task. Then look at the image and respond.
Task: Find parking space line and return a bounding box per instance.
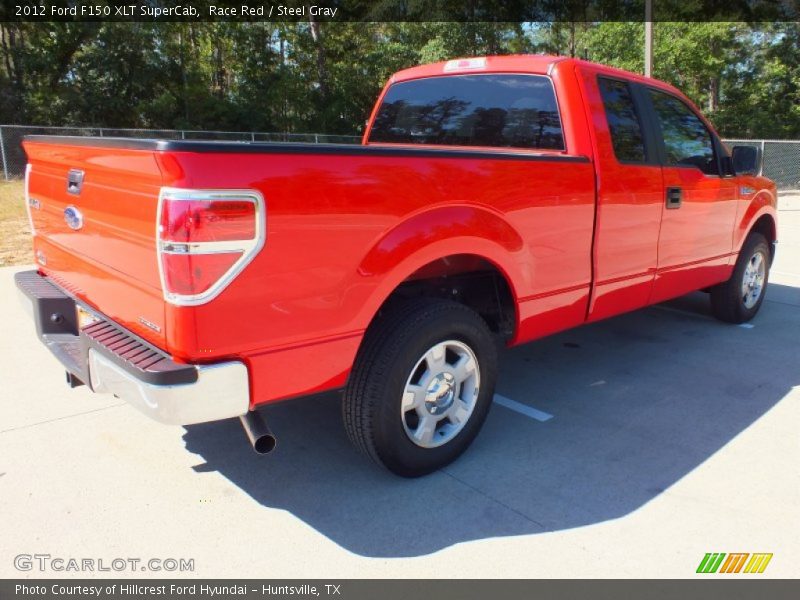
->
[493,394,553,422]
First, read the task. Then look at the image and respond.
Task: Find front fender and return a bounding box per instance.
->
[735,185,778,252]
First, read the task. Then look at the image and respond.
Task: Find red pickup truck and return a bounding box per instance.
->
[17,55,777,476]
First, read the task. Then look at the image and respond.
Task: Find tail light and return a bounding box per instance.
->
[157,188,265,305]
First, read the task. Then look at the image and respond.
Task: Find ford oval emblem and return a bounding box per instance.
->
[64,205,84,231]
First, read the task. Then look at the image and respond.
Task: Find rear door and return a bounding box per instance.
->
[643,89,739,303]
[579,70,664,321]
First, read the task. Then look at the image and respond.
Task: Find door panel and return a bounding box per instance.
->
[645,90,738,303]
[657,166,738,267]
[579,72,663,322]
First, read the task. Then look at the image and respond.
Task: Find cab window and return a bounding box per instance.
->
[598,78,647,163]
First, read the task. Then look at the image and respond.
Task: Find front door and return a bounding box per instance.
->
[645,89,739,303]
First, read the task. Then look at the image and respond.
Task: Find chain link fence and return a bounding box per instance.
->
[0,124,361,180]
[1,126,798,193]
[722,139,800,194]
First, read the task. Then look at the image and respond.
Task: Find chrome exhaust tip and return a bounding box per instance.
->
[239,410,277,454]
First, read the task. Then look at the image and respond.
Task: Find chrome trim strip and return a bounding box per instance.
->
[24,163,35,235]
[159,240,249,254]
[156,187,266,306]
[88,349,250,425]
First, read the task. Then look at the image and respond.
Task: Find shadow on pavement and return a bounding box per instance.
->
[183,285,799,557]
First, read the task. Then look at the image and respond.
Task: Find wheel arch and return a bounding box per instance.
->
[735,191,777,260]
[740,211,777,266]
[357,238,523,345]
[749,212,777,252]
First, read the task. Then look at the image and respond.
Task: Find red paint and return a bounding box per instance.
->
[22,56,778,408]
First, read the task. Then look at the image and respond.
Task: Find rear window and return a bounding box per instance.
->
[598,77,647,163]
[368,74,564,150]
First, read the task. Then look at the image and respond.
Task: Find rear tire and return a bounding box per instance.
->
[343,298,497,477]
[710,232,770,323]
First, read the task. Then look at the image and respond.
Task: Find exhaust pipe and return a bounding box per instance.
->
[239,410,277,454]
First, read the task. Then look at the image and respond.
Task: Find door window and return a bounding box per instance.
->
[649,91,718,175]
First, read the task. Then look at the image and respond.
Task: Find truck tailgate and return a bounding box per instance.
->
[23,139,168,348]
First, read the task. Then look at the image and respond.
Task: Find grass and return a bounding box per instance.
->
[0,180,32,267]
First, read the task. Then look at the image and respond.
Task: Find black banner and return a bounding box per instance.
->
[2,580,800,600]
[1,0,799,22]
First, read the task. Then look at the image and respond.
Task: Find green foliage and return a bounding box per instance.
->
[0,21,798,138]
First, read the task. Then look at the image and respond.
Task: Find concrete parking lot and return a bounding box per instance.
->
[1,197,798,578]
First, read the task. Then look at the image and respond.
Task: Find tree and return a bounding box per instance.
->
[0,22,798,139]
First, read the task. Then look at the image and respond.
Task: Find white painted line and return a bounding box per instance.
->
[739,323,755,329]
[493,394,553,422]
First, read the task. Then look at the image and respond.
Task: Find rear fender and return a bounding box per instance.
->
[356,205,525,329]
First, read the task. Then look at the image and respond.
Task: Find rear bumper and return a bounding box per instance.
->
[14,270,250,425]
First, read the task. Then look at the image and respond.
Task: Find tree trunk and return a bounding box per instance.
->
[569,22,576,57]
[309,17,329,100]
[708,78,719,113]
[178,27,189,124]
[48,25,93,90]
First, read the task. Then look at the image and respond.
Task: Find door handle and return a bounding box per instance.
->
[666,186,682,209]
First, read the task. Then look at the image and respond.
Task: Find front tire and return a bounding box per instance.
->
[343,298,497,477]
[710,232,770,323]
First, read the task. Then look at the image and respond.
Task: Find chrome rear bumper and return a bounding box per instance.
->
[87,349,249,425]
[15,270,250,425]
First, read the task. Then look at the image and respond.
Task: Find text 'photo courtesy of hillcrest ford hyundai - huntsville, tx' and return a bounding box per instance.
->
[16,54,776,477]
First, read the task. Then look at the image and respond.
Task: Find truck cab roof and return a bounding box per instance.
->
[390,54,687,100]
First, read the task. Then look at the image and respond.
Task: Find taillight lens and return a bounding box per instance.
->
[161,252,244,296]
[157,189,265,305]
[160,199,256,243]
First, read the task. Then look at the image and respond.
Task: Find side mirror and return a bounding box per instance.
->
[731,145,761,176]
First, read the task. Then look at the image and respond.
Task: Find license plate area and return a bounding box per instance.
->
[76,305,101,330]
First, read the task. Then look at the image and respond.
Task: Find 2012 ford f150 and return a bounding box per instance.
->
[16,55,777,476]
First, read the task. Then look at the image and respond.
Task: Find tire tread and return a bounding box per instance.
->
[343,298,493,473]
[710,232,769,323]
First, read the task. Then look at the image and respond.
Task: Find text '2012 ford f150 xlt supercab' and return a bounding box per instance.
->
[17,55,777,476]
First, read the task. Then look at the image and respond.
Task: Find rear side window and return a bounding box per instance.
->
[368,74,564,150]
[598,78,647,163]
[648,90,718,175]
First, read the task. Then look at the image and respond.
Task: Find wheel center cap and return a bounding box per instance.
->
[425,372,455,415]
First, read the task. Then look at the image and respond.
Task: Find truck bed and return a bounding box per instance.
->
[23,134,595,404]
